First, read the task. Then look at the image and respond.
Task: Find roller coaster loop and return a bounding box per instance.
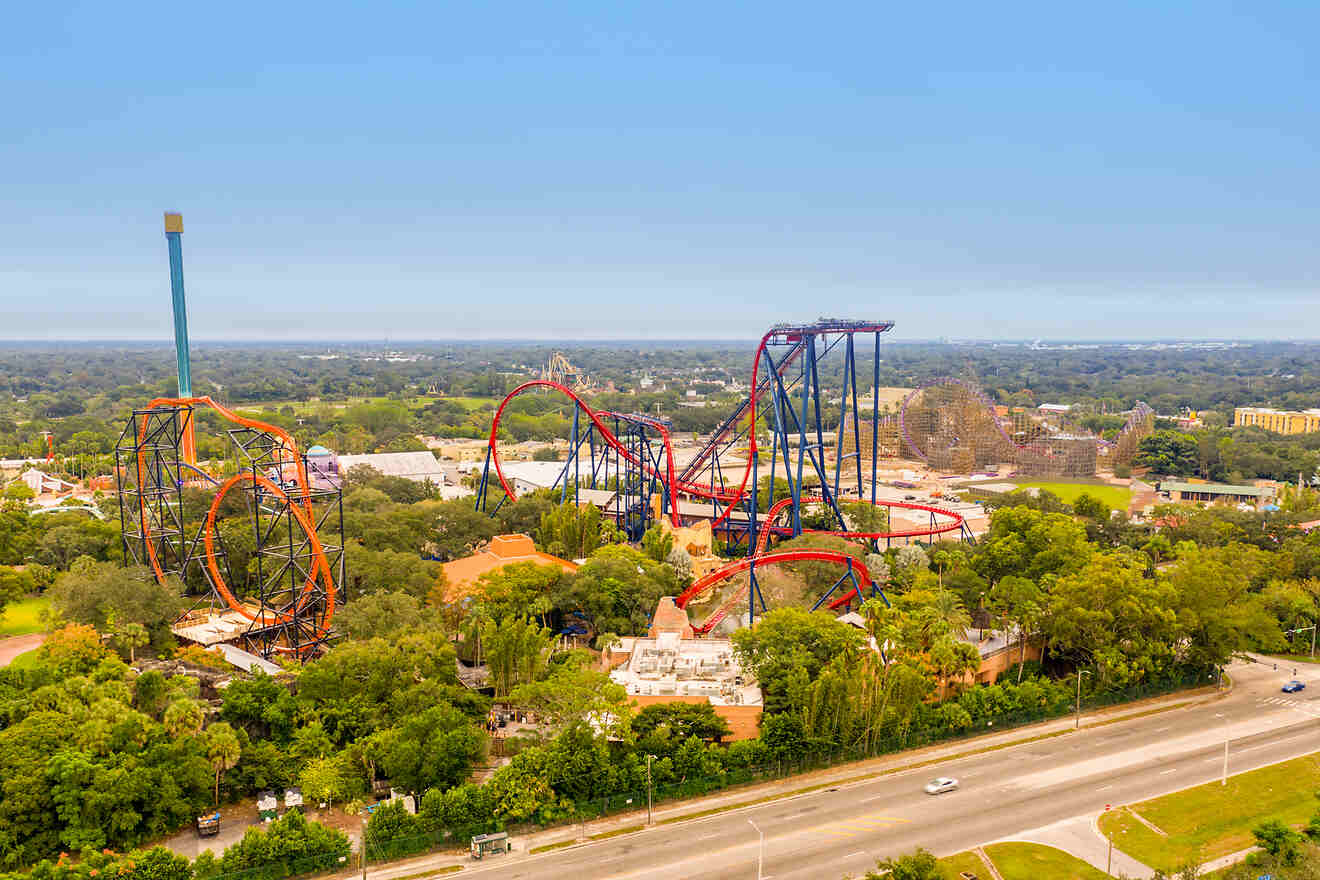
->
[128,396,338,639]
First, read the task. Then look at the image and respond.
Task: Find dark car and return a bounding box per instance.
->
[1282,681,1305,694]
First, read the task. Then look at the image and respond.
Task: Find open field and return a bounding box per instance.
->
[1016,480,1132,510]
[1097,752,1320,872]
[0,596,49,637]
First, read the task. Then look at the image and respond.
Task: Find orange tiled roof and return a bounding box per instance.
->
[442,534,578,602]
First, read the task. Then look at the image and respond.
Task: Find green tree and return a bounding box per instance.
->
[865,847,942,880]
[731,607,864,714]
[1134,430,1200,475]
[509,650,631,740]
[1047,552,1180,689]
[300,755,352,810]
[164,698,206,739]
[1165,545,1283,669]
[1254,818,1304,865]
[48,560,182,641]
[38,623,109,676]
[482,617,556,698]
[335,591,442,641]
[345,544,444,600]
[111,620,150,662]
[640,523,675,562]
[556,544,680,636]
[374,705,485,795]
[536,501,620,560]
[1073,492,1110,520]
[989,575,1044,680]
[633,702,731,743]
[205,722,242,807]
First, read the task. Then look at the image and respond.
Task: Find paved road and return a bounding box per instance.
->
[440,656,1320,880]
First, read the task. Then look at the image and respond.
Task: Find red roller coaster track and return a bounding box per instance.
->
[486,360,970,634]
[673,494,965,633]
[132,396,338,642]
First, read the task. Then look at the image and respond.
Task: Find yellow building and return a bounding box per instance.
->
[1234,407,1320,435]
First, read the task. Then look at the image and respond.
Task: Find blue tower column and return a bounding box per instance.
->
[164,212,196,461]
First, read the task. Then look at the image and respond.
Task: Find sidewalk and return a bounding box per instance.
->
[345,683,1227,879]
[1001,815,1154,879]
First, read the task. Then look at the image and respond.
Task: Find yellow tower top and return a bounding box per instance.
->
[163,212,184,233]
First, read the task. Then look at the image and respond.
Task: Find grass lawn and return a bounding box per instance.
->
[1016,480,1132,511]
[7,649,41,670]
[1097,752,1320,872]
[939,850,989,878]
[0,595,50,637]
[984,843,1110,880]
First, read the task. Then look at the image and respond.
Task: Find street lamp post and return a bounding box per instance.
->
[748,819,764,880]
[646,754,655,825]
[1075,669,1091,730]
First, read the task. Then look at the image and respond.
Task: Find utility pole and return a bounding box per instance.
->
[1106,831,1113,874]
[1075,669,1091,729]
[360,812,368,880]
[748,819,764,880]
[1222,737,1229,786]
[646,754,654,825]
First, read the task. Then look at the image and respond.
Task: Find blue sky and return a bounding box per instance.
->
[2,2,1317,340]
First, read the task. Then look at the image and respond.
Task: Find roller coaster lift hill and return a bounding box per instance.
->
[476,318,974,633]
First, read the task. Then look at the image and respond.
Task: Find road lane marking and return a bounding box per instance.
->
[1154,726,1170,732]
[1097,784,1113,791]
[845,851,867,858]
[1160,768,1178,774]
[859,793,888,803]
[697,833,720,841]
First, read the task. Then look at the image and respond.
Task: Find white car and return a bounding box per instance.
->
[924,776,959,795]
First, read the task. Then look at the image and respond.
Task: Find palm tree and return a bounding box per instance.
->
[163,698,204,738]
[930,589,971,641]
[206,722,242,808]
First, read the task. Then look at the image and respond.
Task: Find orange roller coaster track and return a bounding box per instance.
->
[116,396,342,658]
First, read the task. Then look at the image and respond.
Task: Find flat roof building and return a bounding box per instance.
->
[1234,407,1320,435]
[337,451,448,484]
[607,598,762,740]
[1159,480,1276,509]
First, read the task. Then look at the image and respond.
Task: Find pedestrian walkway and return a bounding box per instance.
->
[1257,696,1320,718]
[0,633,45,667]
[1002,815,1154,879]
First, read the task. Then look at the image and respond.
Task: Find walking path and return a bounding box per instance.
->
[0,633,45,667]
[998,815,1154,878]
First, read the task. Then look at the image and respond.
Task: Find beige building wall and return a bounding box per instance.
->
[1235,408,1320,435]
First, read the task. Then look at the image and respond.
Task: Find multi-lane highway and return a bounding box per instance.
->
[394,656,1320,879]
